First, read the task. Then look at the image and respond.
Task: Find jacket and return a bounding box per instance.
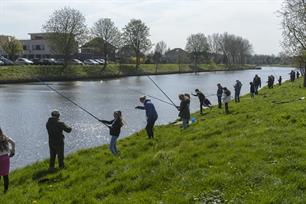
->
[178,98,190,119]
[100,118,122,137]
[234,81,242,92]
[136,99,158,121]
[46,117,72,145]
[217,87,223,97]
[222,90,231,103]
[192,92,205,102]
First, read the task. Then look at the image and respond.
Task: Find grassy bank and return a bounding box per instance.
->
[0,63,255,83]
[1,79,305,203]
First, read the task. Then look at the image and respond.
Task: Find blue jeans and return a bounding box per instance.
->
[110,136,118,155]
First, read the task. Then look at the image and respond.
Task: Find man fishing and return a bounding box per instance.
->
[135,96,158,139]
[177,94,190,129]
[234,80,242,103]
[222,87,231,114]
[46,110,72,172]
[192,89,205,115]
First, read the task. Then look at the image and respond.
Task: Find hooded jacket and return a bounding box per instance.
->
[136,99,158,122]
[46,117,72,145]
[100,118,122,137]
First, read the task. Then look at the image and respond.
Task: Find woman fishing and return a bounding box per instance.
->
[0,127,15,193]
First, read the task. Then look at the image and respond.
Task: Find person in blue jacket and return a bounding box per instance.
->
[135,96,158,139]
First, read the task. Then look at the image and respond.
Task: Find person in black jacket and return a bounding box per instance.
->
[192,89,205,114]
[217,83,223,108]
[99,111,123,155]
[135,96,158,139]
[46,110,72,172]
[250,82,255,98]
[177,94,190,129]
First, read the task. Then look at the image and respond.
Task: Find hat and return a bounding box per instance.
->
[51,110,60,117]
[139,95,146,101]
[195,89,199,92]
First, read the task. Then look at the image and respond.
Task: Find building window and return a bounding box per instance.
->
[23,45,27,50]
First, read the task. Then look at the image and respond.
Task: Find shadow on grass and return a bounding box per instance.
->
[32,169,60,184]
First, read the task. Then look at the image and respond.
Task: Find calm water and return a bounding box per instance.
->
[0,67,294,169]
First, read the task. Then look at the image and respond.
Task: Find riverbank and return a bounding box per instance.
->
[0,63,258,84]
[2,78,305,203]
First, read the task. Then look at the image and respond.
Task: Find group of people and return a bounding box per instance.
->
[2,70,302,193]
[290,70,300,82]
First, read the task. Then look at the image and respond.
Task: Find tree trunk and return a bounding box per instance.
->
[102,52,108,71]
[136,51,140,69]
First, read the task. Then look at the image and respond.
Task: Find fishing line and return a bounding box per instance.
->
[146,75,177,107]
[131,89,176,107]
[35,77,108,127]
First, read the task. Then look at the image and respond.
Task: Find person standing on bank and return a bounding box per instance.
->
[278,76,282,86]
[192,89,205,115]
[177,94,190,129]
[135,96,158,139]
[0,128,15,193]
[250,82,255,98]
[217,83,223,108]
[99,111,123,155]
[222,87,231,114]
[46,110,72,172]
[253,75,261,95]
[234,80,242,103]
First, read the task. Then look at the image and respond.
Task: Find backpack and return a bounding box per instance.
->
[225,89,231,96]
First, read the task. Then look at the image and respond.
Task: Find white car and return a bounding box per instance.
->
[0,60,4,66]
[83,59,99,65]
[15,58,34,65]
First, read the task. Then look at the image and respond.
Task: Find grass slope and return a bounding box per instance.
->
[1,79,306,203]
[0,63,253,82]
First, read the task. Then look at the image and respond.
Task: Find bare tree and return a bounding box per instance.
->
[154,41,167,73]
[0,37,23,60]
[92,18,121,70]
[185,33,209,72]
[122,19,152,69]
[279,0,306,86]
[43,7,88,68]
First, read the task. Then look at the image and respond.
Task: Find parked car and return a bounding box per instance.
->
[0,60,4,66]
[15,58,34,65]
[70,59,83,65]
[83,59,99,65]
[39,58,57,65]
[0,56,14,65]
[32,58,41,65]
[95,59,105,65]
[55,59,64,65]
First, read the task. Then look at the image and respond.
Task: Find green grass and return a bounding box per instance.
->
[0,63,254,82]
[1,79,306,203]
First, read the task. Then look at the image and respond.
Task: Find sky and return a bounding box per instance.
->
[0,0,285,55]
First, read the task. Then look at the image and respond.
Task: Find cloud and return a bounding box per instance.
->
[0,0,284,54]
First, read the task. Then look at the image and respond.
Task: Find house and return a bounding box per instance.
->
[163,48,191,64]
[20,33,53,59]
[80,37,116,60]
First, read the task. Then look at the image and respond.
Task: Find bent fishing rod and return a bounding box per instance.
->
[35,78,108,127]
[146,75,177,107]
[132,89,175,107]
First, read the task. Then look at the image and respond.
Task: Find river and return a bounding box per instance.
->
[0,67,295,169]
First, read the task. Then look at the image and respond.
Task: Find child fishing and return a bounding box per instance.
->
[99,111,124,155]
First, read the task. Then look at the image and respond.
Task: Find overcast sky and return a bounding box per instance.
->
[0,0,284,55]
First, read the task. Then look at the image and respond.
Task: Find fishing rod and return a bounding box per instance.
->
[146,75,177,107]
[132,89,175,107]
[35,77,108,127]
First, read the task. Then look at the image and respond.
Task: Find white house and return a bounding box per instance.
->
[20,33,53,59]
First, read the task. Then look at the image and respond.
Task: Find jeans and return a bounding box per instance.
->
[110,136,118,155]
[146,119,156,139]
[235,91,240,102]
[217,96,222,108]
[49,143,64,168]
[224,103,229,114]
[199,101,204,114]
